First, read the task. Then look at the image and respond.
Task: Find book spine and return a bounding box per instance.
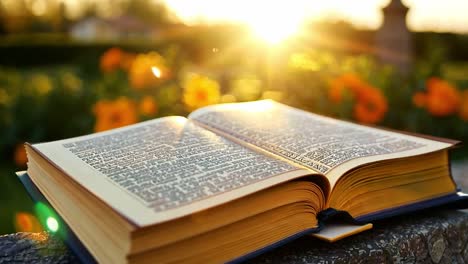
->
[16,173,97,264]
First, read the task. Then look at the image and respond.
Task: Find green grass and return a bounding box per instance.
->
[0,164,34,235]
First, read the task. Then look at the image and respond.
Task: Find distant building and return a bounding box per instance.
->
[69,17,115,41]
[375,0,413,74]
[69,15,153,41]
[109,16,154,39]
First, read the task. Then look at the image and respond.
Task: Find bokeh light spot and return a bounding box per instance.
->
[46,217,59,232]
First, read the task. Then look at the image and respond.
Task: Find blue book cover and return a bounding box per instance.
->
[16,171,97,264]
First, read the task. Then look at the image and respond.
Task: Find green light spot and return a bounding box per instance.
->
[46,217,59,232]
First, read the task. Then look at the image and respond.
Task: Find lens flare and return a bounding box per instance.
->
[46,217,59,232]
[34,202,61,234]
[151,66,162,78]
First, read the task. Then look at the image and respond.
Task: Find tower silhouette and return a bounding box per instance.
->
[375,0,412,74]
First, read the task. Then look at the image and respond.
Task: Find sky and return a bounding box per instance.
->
[1,0,467,33]
[163,0,468,33]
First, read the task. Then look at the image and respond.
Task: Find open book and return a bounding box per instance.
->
[22,100,468,263]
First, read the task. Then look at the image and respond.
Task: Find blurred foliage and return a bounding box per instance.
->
[1,35,468,234]
[0,26,247,66]
[1,42,467,163]
[0,0,174,34]
[0,164,34,235]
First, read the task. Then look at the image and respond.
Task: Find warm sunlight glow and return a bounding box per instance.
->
[164,1,312,44]
[214,100,275,114]
[173,116,187,125]
[246,100,275,112]
[151,66,162,78]
[241,2,309,44]
[164,0,468,34]
[249,16,301,44]
[31,0,47,16]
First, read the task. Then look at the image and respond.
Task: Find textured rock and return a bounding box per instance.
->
[452,160,468,190]
[248,210,468,264]
[0,232,78,263]
[0,210,467,263]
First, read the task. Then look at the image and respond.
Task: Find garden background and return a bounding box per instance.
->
[1,0,468,235]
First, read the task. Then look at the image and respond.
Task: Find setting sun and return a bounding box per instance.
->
[164,1,311,44]
[240,2,309,44]
[245,7,304,44]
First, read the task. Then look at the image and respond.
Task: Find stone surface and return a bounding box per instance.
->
[248,210,468,264]
[0,232,78,263]
[452,160,468,190]
[0,210,467,263]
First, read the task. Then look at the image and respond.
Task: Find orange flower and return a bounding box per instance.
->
[100,48,123,73]
[15,212,43,233]
[412,92,426,108]
[93,97,138,132]
[459,90,468,121]
[340,73,366,92]
[129,52,170,90]
[424,77,460,117]
[353,86,388,124]
[14,143,27,167]
[139,96,158,116]
[328,73,366,103]
[329,73,388,124]
[328,79,346,103]
[411,77,462,117]
[120,52,136,72]
[183,74,220,111]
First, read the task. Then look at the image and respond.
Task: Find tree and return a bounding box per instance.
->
[124,0,174,25]
[0,1,5,34]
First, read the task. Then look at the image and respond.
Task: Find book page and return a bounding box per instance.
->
[311,222,373,242]
[31,116,310,226]
[189,100,452,187]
